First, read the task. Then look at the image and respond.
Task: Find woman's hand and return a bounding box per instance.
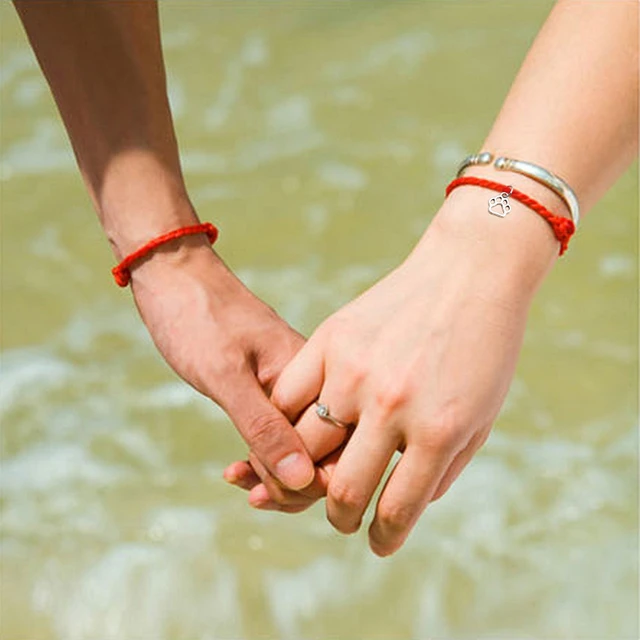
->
[225,185,562,556]
[225,0,640,554]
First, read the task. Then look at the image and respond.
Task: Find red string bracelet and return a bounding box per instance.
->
[445,176,575,255]
[111,222,219,287]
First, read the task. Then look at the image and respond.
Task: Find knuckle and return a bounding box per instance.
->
[246,411,285,451]
[327,511,361,535]
[416,429,455,455]
[322,313,348,336]
[417,405,469,454]
[209,340,245,378]
[338,353,368,390]
[188,345,243,401]
[318,317,345,350]
[326,317,357,349]
[372,376,412,417]
[269,384,291,414]
[328,480,367,514]
[376,502,416,532]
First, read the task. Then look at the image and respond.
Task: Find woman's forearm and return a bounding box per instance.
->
[426,0,638,291]
[13,0,196,259]
[471,0,638,217]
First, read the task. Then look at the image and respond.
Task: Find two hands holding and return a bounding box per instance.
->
[15,0,637,557]
[133,184,557,557]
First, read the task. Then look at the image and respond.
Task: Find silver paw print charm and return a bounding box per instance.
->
[488,186,514,218]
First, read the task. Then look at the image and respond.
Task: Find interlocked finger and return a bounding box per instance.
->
[241,387,356,507]
[326,413,399,535]
[292,396,355,461]
[247,451,329,508]
[249,447,345,512]
[368,444,455,556]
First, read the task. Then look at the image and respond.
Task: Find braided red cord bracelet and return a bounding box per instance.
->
[112,222,219,287]
[445,176,575,255]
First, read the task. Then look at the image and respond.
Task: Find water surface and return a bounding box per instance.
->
[1,2,638,638]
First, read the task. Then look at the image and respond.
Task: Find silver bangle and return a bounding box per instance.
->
[455,152,580,227]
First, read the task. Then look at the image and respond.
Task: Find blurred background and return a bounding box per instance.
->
[1,2,637,639]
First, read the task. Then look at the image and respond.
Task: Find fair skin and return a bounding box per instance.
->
[16,1,638,556]
[224,0,639,556]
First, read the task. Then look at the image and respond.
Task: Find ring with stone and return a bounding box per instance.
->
[315,402,350,429]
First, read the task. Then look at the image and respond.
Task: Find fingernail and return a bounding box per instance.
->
[223,469,238,484]
[276,452,314,490]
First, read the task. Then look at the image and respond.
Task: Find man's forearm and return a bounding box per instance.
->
[14,0,196,259]
[15,1,318,491]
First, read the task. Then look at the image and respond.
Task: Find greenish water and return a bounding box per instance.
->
[1,2,638,639]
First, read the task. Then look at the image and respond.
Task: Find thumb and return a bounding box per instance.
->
[218,370,315,491]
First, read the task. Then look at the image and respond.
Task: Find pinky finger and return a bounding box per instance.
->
[430,431,489,502]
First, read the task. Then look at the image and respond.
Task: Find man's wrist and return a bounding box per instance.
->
[104,194,201,261]
[93,148,199,261]
[128,232,252,314]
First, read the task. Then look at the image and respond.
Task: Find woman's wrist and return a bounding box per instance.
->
[457,150,576,224]
[409,183,561,302]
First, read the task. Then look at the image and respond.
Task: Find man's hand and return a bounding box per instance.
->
[130,234,315,491]
[13,0,316,492]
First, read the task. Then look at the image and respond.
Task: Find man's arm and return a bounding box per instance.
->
[13,0,190,255]
[14,0,315,491]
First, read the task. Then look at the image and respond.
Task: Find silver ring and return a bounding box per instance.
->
[315,402,350,429]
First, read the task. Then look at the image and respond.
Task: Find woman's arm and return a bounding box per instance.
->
[478,0,638,214]
[14,0,316,491]
[417,0,639,281]
[225,0,639,556]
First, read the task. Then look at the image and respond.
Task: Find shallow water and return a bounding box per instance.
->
[1,2,638,639]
